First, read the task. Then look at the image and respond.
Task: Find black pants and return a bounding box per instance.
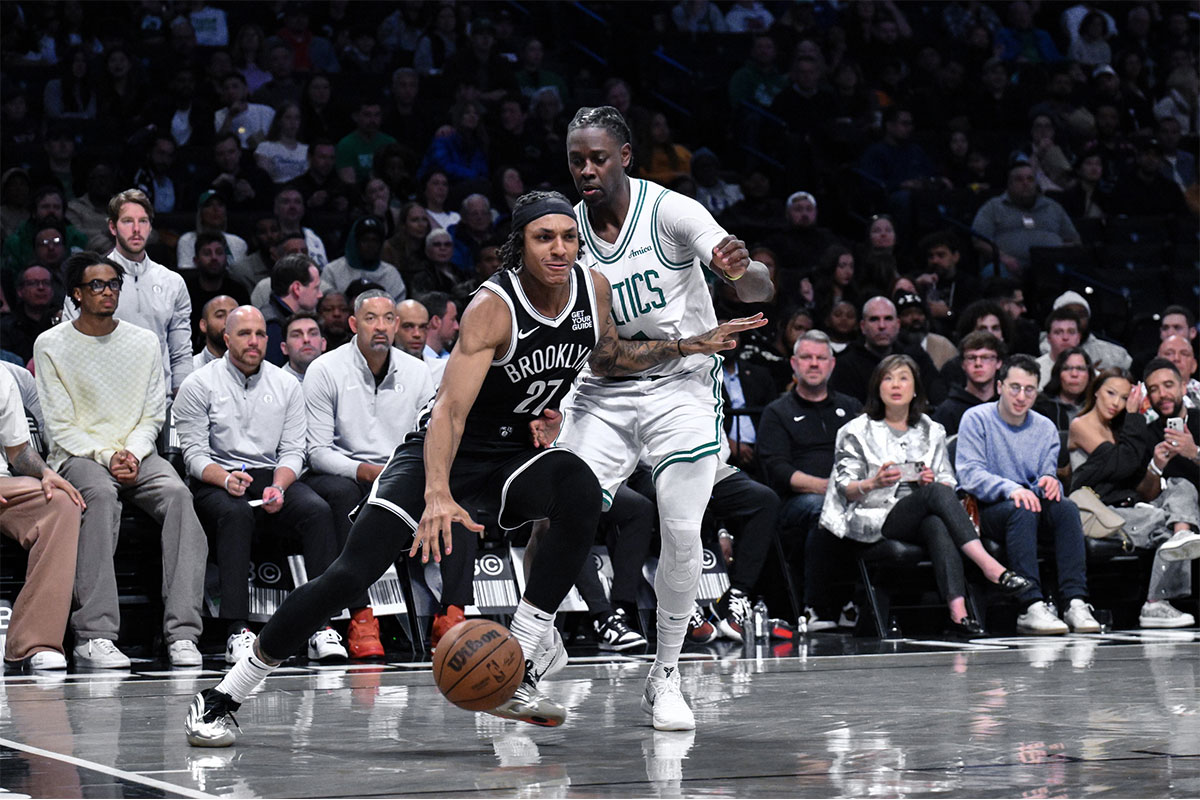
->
[710,472,780,594]
[302,472,373,610]
[193,468,337,624]
[257,440,601,659]
[879,483,980,604]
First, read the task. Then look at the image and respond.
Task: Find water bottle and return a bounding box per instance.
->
[753,599,769,640]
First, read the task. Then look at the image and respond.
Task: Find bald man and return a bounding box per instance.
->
[174,305,346,664]
[194,295,239,369]
[1158,334,1200,408]
[394,298,429,358]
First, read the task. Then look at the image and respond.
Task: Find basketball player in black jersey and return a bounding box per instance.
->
[184,192,764,744]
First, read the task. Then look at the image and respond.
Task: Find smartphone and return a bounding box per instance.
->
[896,461,924,482]
[1166,417,1185,433]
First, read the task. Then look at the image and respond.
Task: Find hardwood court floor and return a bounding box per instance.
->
[2,629,1197,798]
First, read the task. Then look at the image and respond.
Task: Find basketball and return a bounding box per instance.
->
[432,619,524,711]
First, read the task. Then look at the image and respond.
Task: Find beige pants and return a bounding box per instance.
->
[0,476,81,661]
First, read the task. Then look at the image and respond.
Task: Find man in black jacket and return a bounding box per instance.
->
[933,332,1004,436]
[757,330,862,630]
[831,296,945,404]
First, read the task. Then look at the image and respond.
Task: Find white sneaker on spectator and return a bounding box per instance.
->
[802,607,838,632]
[1158,529,1200,562]
[225,629,257,665]
[73,638,132,668]
[837,602,859,629]
[1139,600,1196,628]
[641,664,695,731]
[169,640,203,667]
[28,651,68,670]
[307,627,348,661]
[1016,601,1068,635]
[1064,599,1101,633]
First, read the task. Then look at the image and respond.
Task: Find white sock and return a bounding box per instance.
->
[214,653,277,704]
[510,599,554,663]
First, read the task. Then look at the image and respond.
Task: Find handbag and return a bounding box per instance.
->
[1068,486,1126,539]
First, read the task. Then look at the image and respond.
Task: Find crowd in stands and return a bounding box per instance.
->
[2,0,1199,669]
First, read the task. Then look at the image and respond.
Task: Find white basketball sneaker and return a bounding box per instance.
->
[641,664,696,731]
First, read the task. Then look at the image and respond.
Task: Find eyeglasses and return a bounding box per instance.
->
[38,237,63,247]
[1003,382,1038,397]
[963,354,997,363]
[78,278,123,294]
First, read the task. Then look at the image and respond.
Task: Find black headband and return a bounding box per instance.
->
[511,196,576,230]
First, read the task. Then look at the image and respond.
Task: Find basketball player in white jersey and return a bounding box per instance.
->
[558,106,774,731]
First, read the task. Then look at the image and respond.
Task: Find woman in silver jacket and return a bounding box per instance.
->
[820,354,1030,635]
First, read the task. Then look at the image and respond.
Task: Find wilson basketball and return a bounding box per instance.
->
[432,619,524,711]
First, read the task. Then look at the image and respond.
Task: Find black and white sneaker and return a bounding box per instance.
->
[711,588,751,644]
[594,609,648,651]
[184,689,242,747]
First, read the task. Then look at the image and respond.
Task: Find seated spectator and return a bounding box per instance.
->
[1045,290,1132,372]
[316,292,351,350]
[418,290,459,386]
[1068,363,1200,629]
[0,168,30,245]
[1154,67,1199,137]
[764,192,839,294]
[419,101,490,188]
[254,102,308,185]
[1034,347,1094,432]
[177,191,249,270]
[290,140,351,217]
[1046,148,1110,220]
[263,253,323,367]
[982,277,1040,357]
[637,112,692,186]
[249,234,312,309]
[1144,359,1200,506]
[857,214,908,298]
[25,217,72,298]
[831,296,944,405]
[184,231,251,352]
[443,17,518,105]
[252,43,303,110]
[321,216,406,301]
[914,230,979,332]
[279,311,326,383]
[671,0,727,32]
[337,98,399,189]
[419,171,460,231]
[1134,305,1196,378]
[691,148,744,220]
[719,327,774,471]
[61,190,193,398]
[727,33,786,111]
[393,298,429,359]
[1067,10,1112,67]
[66,163,118,245]
[274,186,328,268]
[1,266,58,364]
[202,133,274,213]
[972,160,1079,279]
[757,330,862,630]
[895,292,957,371]
[857,107,941,242]
[824,299,859,355]
[302,291,436,657]
[228,216,282,295]
[956,354,1099,636]
[1110,136,1190,218]
[2,188,86,280]
[1022,113,1074,193]
[214,72,274,150]
[413,4,459,78]
[1036,306,1083,390]
[174,305,345,664]
[30,126,79,203]
[448,195,497,277]
[739,304,809,393]
[146,67,213,150]
[194,295,238,369]
[0,365,84,670]
[35,251,206,668]
[43,47,97,122]
[382,202,432,280]
[995,1,1062,63]
[1157,335,1200,408]
[811,245,859,319]
[383,68,435,159]
[934,331,1005,436]
[1157,116,1196,190]
[822,354,1030,636]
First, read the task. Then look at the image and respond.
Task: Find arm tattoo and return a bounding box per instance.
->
[589,331,680,376]
[10,444,49,479]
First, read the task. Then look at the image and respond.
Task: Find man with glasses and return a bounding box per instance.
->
[933,331,1005,436]
[1,265,58,363]
[955,354,1098,635]
[61,189,193,398]
[34,251,207,668]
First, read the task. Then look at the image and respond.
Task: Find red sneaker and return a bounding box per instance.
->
[685,603,718,645]
[347,608,385,658]
[431,605,466,648]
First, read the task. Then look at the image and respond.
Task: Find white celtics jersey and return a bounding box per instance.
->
[576,178,728,378]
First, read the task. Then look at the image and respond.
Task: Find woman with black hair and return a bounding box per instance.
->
[821,354,1030,636]
[1034,346,1093,431]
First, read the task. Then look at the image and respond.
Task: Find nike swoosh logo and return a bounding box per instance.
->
[533,613,552,621]
[793,415,805,422]
[518,328,538,339]
[667,615,688,622]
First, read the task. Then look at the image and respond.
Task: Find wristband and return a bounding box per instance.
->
[724,269,742,281]
[224,474,233,491]
[676,339,685,357]
[268,484,284,494]
[1148,461,1163,477]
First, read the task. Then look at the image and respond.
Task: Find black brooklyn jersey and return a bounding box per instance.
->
[457,264,600,452]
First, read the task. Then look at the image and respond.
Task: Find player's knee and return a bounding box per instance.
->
[551,456,602,515]
[659,522,702,592]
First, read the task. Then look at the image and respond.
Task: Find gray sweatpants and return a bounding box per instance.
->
[60,453,207,644]
[1115,478,1199,601]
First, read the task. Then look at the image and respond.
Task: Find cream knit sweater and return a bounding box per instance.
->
[34,320,165,471]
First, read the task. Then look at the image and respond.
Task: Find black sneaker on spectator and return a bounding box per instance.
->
[710,588,751,643]
[802,607,838,632]
[685,603,718,644]
[837,602,859,629]
[594,609,648,651]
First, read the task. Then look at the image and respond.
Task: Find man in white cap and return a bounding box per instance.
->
[1041,290,1131,372]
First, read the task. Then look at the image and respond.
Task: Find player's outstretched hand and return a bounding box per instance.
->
[412,491,485,564]
[711,235,750,279]
[683,314,768,354]
[529,409,563,449]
